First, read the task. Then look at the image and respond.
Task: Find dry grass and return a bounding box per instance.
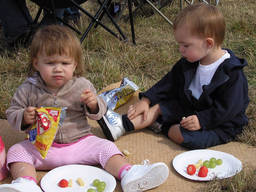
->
[0,0,255,191]
[201,166,256,192]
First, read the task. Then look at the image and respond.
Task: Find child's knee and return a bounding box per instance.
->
[167,124,184,144]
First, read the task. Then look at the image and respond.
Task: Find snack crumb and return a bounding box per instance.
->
[77,177,85,186]
[122,149,130,156]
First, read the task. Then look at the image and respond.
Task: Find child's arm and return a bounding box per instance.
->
[78,78,107,120]
[127,97,150,121]
[80,89,99,114]
[6,83,34,131]
[139,62,181,107]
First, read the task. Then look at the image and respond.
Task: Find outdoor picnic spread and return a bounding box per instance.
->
[0,82,255,192]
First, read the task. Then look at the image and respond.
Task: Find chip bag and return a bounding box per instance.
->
[99,77,139,110]
[28,107,66,159]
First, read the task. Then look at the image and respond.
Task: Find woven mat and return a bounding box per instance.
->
[0,82,255,192]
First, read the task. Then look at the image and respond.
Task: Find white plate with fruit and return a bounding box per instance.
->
[40,164,116,192]
[172,149,242,181]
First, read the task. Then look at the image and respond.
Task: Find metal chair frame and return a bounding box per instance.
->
[127,0,220,26]
[180,0,220,10]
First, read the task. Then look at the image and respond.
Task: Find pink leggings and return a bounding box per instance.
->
[6,135,122,171]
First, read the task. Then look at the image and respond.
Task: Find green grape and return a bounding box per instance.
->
[87,189,96,192]
[97,186,105,192]
[100,181,106,188]
[97,182,106,192]
[216,159,223,165]
[210,157,216,163]
[209,161,216,168]
[203,160,210,168]
[92,179,100,187]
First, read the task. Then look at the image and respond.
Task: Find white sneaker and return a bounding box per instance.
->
[0,178,42,192]
[121,160,169,192]
[98,109,125,141]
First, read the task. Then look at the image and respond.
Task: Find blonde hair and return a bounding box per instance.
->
[29,25,84,76]
[173,3,225,47]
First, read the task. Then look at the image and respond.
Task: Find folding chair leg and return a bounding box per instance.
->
[95,0,112,27]
[69,0,122,42]
[34,7,43,24]
[24,7,43,45]
[96,0,135,44]
[145,0,173,26]
[97,0,127,41]
[127,0,136,44]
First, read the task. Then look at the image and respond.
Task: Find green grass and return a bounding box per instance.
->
[0,0,255,191]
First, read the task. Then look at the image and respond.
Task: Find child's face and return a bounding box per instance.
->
[33,52,77,92]
[174,24,210,63]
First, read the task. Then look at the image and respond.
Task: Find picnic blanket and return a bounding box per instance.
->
[0,82,255,192]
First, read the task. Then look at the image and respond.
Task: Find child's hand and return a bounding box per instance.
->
[127,97,150,121]
[180,115,201,131]
[23,107,37,125]
[81,89,99,114]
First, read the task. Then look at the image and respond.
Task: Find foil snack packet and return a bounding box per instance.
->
[99,77,139,110]
[28,107,66,159]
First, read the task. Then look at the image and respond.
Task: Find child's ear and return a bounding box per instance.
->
[32,58,38,70]
[206,37,214,49]
[73,62,77,72]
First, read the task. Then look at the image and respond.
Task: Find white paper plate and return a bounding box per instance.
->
[40,164,116,192]
[172,149,242,181]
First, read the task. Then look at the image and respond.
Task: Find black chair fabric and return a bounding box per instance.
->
[30,0,133,43]
[31,0,86,8]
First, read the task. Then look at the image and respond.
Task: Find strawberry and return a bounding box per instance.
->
[187,164,196,175]
[198,166,208,177]
[58,179,69,188]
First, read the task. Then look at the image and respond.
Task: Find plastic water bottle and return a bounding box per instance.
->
[0,136,7,180]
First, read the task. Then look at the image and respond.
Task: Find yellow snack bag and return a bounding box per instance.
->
[28,107,66,159]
